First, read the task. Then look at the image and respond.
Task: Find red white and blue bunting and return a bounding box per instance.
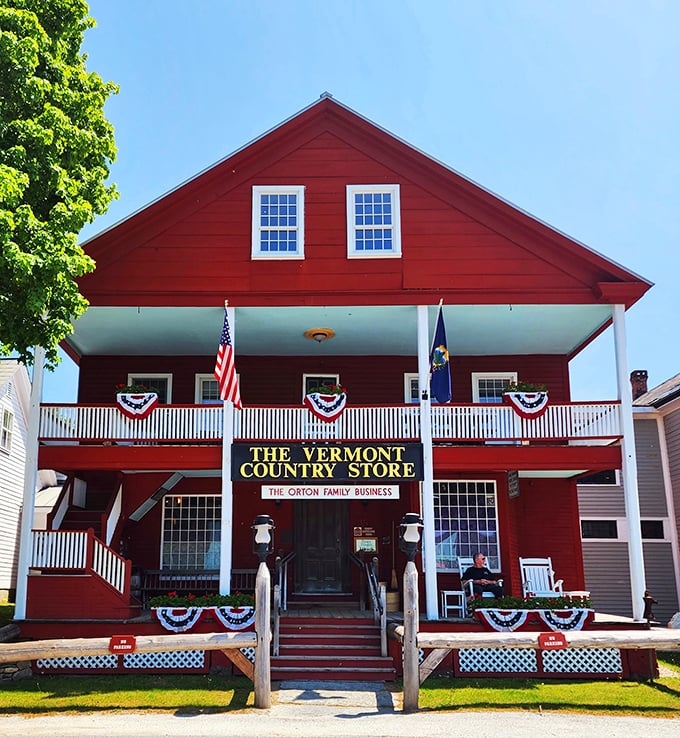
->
[474,609,531,632]
[475,608,593,632]
[153,606,255,633]
[503,392,549,420]
[536,608,591,631]
[116,392,159,420]
[212,606,256,630]
[303,392,347,423]
[153,607,206,633]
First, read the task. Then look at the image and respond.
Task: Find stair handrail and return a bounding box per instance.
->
[272,581,281,657]
[103,482,124,546]
[46,476,73,530]
[275,551,296,612]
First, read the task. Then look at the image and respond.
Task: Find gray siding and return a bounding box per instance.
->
[636,418,667,516]
[582,541,679,624]
[664,409,680,552]
[578,485,624,517]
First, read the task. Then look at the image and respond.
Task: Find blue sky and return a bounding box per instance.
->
[42,0,679,402]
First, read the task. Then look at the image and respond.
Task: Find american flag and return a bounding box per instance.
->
[214,309,242,408]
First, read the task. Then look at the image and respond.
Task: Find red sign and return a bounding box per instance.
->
[109,635,137,653]
[538,632,567,649]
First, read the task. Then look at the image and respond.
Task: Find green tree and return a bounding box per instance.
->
[0,0,117,369]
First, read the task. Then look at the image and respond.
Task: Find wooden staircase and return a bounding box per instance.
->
[271,614,396,681]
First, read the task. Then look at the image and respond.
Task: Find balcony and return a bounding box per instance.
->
[38,401,621,445]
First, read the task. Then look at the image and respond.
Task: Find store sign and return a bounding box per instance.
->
[261,485,400,500]
[233,442,423,482]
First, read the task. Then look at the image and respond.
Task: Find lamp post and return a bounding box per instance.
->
[252,514,275,563]
[252,514,274,708]
[399,513,422,712]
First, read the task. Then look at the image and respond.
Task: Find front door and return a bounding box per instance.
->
[294,500,348,593]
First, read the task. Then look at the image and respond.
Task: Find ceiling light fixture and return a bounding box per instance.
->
[304,327,335,343]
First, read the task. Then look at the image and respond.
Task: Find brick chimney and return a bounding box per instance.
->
[630,370,648,400]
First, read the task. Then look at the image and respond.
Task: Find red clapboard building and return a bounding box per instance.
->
[17,95,653,679]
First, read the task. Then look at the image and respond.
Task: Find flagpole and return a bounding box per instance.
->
[418,304,439,620]
[218,300,235,595]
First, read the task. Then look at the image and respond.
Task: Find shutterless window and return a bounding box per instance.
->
[346,185,401,257]
[433,480,500,571]
[161,494,221,570]
[196,375,221,404]
[581,520,618,539]
[303,374,339,400]
[252,186,305,258]
[472,373,517,403]
[0,409,13,453]
[641,520,665,539]
[579,470,619,485]
[128,374,171,403]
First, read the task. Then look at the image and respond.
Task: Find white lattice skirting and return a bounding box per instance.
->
[37,650,206,671]
[458,647,622,674]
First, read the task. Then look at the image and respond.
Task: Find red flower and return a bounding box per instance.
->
[168,591,177,598]
[188,593,196,600]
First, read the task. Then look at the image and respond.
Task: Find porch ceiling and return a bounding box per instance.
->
[65,304,613,358]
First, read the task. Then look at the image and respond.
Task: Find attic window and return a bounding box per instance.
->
[252,186,305,259]
[346,185,401,258]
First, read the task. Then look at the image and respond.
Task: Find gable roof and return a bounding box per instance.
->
[81,94,651,308]
[0,359,31,423]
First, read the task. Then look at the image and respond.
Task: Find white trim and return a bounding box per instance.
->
[127,373,173,403]
[0,407,13,453]
[404,373,419,403]
[471,372,517,403]
[346,184,402,258]
[655,413,680,608]
[251,185,305,259]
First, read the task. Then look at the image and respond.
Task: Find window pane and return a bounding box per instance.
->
[434,481,500,571]
[641,520,664,539]
[581,520,618,538]
[161,494,221,570]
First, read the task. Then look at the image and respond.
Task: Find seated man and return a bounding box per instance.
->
[462,552,504,598]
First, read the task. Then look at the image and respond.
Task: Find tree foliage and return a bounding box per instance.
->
[0,0,117,368]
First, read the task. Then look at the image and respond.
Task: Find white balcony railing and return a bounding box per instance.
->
[39,402,621,444]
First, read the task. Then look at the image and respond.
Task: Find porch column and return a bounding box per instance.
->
[612,303,645,621]
[219,305,237,595]
[417,305,438,620]
[14,345,45,620]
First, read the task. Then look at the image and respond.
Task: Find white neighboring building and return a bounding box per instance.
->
[0,359,30,600]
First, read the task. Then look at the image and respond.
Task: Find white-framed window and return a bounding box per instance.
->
[195,374,221,404]
[346,184,401,258]
[128,374,172,404]
[1,408,13,453]
[471,372,517,403]
[161,494,221,570]
[303,374,340,400]
[578,469,620,486]
[433,480,500,572]
[252,185,305,259]
[404,373,419,403]
[404,372,441,404]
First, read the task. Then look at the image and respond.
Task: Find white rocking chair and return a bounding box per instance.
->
[519,556,564,597]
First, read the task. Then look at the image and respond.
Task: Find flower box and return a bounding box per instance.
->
[152,605,256,633]
[474,607,594,632]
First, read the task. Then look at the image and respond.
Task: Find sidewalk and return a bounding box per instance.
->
[1,680,679,738]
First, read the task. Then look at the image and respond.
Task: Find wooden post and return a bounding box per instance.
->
[253,560,271,709]
[402,559,419,712]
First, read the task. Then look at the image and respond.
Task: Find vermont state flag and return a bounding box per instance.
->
[430,305,451,403]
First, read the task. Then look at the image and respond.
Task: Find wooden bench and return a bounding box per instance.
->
[140,568,258,607]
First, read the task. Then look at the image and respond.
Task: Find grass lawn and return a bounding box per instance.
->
[0,657,677,717]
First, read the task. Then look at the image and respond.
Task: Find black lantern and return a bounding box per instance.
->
[252,514,275,563]
[398,512,423,562]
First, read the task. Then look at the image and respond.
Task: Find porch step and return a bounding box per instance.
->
[271,616,395,682]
